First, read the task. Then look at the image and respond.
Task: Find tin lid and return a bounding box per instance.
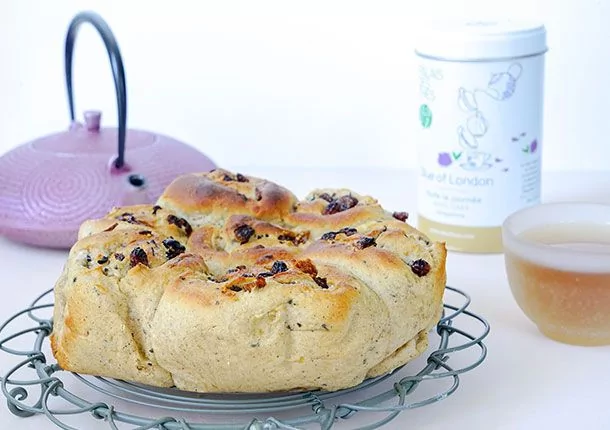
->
[414,20,547,61]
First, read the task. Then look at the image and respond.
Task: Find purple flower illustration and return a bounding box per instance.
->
[438,152,452,167]
[530,139,538,153]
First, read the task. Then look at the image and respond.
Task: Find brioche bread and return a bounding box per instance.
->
[50,169,446,392]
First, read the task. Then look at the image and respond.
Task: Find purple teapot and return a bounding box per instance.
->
[0,12,216,249]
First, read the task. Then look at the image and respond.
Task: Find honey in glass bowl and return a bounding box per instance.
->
[502,203,610,346]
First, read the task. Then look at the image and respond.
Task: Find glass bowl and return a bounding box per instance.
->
[502,202,610,346]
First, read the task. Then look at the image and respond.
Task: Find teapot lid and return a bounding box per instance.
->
[31,110,157,156]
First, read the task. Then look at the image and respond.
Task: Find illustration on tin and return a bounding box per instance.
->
[419,65,443,102]
[437,150,494,171]
[460,151,493,171]
[512,132,538,154]
[447,62,526,171]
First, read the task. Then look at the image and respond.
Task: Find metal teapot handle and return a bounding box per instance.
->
[64,11,128,169]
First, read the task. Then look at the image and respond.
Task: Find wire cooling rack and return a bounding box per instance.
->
[1,286,489,429]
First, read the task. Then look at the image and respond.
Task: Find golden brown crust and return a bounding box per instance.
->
[51,169,447,393]
[157,169,298,225]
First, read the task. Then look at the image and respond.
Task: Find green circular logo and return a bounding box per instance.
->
[419,104,432,128]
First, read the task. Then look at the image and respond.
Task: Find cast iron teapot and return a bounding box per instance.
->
[0,11,216,249]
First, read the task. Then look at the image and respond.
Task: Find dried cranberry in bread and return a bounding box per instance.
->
[51,168,446,393]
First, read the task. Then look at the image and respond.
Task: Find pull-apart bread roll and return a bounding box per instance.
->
[51,169,446,393]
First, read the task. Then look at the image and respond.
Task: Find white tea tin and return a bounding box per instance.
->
[415,20,547,253]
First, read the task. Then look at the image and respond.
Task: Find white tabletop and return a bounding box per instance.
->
[1,167,609,430]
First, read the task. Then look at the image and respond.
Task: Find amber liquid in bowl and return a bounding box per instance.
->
[505,223,610,346]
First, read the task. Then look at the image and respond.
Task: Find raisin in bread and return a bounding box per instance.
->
[50,168,446,393]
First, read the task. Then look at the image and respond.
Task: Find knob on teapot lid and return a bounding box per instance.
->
[0,11,216,249]
[83,110,102,131]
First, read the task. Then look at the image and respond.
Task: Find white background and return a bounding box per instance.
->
[0,0,607,171]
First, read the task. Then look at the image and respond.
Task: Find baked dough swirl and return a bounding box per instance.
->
[51,169,446,393]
